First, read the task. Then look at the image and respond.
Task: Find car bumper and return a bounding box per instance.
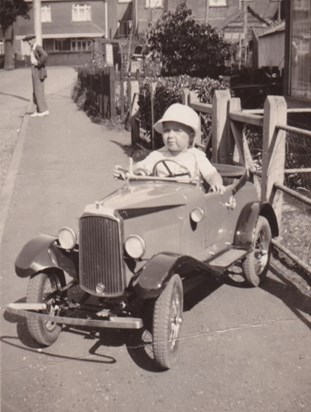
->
[6,303,143,329]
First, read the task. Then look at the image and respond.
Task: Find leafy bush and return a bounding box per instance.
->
[138,75,226,148]
[144,2,235,78]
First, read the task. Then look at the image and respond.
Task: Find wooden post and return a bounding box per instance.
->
[109,66,116,120]
[182,88,190,105]
[103,68,108,117]
[212,89,231,163]
[127,77,132,116]
[99,68,104,116]
[150,82,155,150]
[261,96,287,227]
[131,111,140,146]
[120,66,125,118]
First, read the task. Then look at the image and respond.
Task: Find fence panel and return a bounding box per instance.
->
[187,91,311,275]
[77,66,117,120]
[272,124,311,272]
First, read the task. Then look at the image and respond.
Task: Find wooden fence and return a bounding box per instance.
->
[182,88,311,273]
[77,66,142,121]
[78,66,117,119]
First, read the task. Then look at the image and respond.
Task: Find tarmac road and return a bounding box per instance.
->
[0,67,310,412]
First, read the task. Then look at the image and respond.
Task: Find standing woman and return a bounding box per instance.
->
[23,34,49,117]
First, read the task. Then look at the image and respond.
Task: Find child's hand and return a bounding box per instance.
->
[210,184,226,194]
[113,165,128,180]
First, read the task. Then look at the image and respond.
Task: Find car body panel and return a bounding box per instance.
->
[15,234,78,279]
[13,163,276,301]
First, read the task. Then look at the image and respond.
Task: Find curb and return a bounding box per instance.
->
[0,99,32,248]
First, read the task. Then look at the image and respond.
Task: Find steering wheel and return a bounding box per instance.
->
[152,159,191,178]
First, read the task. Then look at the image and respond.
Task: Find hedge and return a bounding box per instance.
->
[138,75,226,149]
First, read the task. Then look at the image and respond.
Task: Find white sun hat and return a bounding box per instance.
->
[153,103,201,143]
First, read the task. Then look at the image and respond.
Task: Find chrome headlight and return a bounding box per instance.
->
[125,235,146,259]
[190,207,205,223]
[58,226,77,250]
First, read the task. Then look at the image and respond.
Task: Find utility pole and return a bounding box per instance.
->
[205,0,209,24]
[33,0,42,45]
[149,0,152,24]
[243,0,248,66]
[104,0,108,39]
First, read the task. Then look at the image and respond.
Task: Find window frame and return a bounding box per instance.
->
[72,4,92,22]
[145,0,164,9]
[41,5,52,23]
[293,0,310,11]
[71,38,93,52]
[209,0,227,7]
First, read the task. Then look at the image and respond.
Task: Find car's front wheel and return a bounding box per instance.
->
[26,271,65,346]
[152,274,183,370]
[242,216,272,286]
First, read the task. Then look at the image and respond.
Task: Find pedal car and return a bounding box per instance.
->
[7,159,278,370]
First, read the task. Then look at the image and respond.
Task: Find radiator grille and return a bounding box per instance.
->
[79,216,125,296]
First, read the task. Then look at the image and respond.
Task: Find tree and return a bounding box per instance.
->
[145,2,235,78]
[0,0,30,70]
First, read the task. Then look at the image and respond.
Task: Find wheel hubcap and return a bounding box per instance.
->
[169,293,183,350]
[254,231,269,274]
[43,277,60,331]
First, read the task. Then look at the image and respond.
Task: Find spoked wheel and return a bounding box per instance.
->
[242,216,272,287]
[26,271,65,346]
[152,274,183,370]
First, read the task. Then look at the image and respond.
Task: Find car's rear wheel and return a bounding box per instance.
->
[242,216,272,286]
[26,271,65,346]
[152,274,183,370]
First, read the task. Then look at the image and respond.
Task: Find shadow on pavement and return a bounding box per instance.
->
[0,334,116,365]
[0,91,30,102]
[110,140,149,162]
[261,263,311,330]
[1,273,226,372]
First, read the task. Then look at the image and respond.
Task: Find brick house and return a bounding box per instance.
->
[284,0,311,102]
[14,0,114,65]
[14,0,283,65]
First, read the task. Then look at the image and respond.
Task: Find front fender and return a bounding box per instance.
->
[133,253,212,299]
[234,202,279,248]
[15,233,78,279]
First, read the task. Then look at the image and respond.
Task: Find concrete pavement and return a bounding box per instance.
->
[0,66,131,245]
[0,67,310,412]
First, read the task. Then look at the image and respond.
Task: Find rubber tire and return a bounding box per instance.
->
[152,274,183,370]
[26,272,65,346]
[242,216,272,287]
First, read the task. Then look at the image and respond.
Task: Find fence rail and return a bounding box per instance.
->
[184,89,311,275]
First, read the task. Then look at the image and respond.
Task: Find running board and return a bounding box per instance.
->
[207,248,248,270]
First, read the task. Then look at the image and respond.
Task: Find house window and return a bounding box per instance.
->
[294,0,310,11]
[71,38,93,51]
[118,20,132,37]
[145,0,163,8]
[72,4,91,21]
[290,6,311,98]
[41,5,51,22]
[223,32,241,43]
[118,0,131,3]
[210,0,227,7]
[238,0,249,9]
[54,39,71,51]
